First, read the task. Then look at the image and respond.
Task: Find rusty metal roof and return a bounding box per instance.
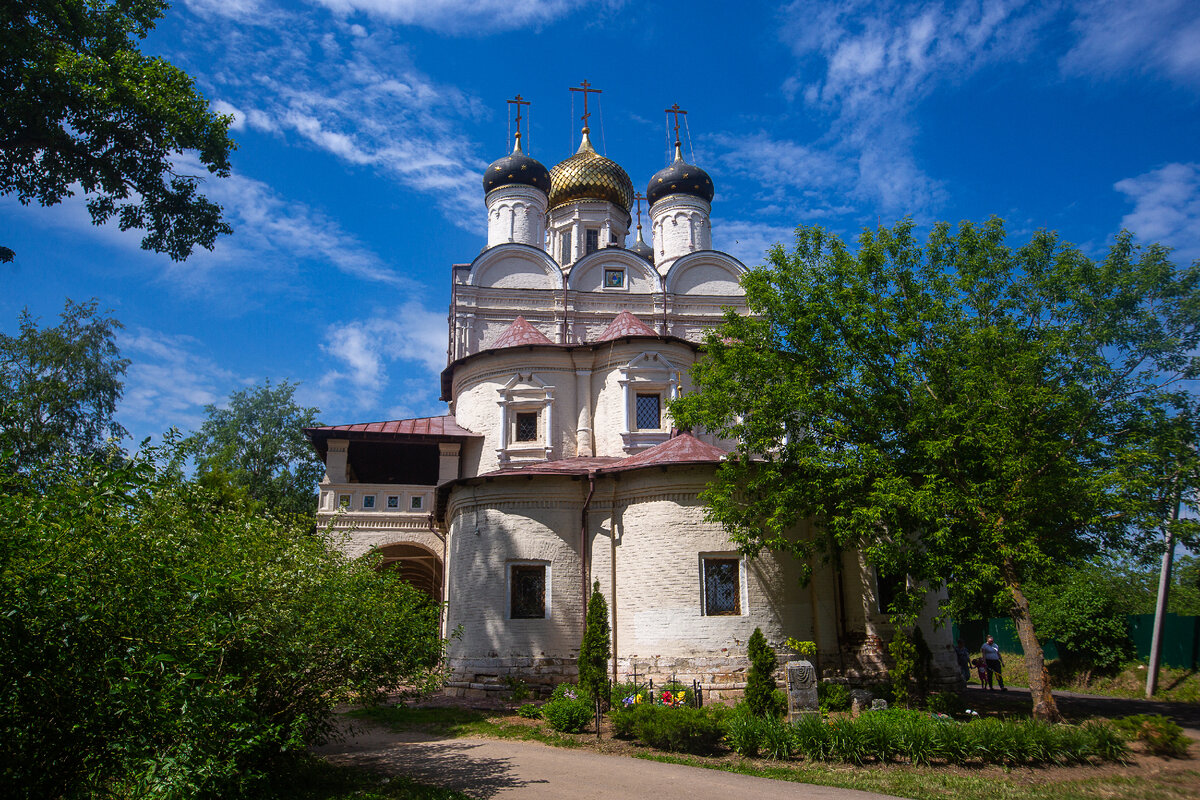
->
[603,433,728,472]
[306,415,480,437]
[595,310,658,342]
[490,315,554,349]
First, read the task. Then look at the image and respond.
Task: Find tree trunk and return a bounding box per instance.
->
[1004,562,1061,722]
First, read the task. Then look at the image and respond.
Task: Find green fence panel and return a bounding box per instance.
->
[1129,613,1200,670]
[952,618,1058,661]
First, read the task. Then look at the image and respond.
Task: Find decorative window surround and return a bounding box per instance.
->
[497,373,555,464]
[508,561,550,619]
[700,553,746,616]
[619,352,680,453]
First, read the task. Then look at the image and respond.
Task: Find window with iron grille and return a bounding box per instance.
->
[515,412,538,442]
[585,228,600,254]
[703,558,741,616]
[362,495,375,509]
[510,564,547,619]
[635,393,660,430]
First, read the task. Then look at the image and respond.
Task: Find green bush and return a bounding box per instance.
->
[818,681,852,712]
[926,691,964,715]
[611,704,725,754]
[542,697,593,733]
[759,715,795,760]
[516,703,541,719]
[724,711,763,757]
[1112,714,1190,757]
[791,713,833,760]
[745,627,778,717]
[1027,568,1135,675]
[0,453,443,800]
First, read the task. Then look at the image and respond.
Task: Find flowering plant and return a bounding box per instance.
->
[662,690,687,708]
[622,693,644,706]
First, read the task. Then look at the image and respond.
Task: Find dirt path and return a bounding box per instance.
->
[316,718,904,800]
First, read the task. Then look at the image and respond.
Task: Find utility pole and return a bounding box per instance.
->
[1146,485,1182,698]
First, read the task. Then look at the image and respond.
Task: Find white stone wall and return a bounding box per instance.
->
[485,185,548,249]
[650,194,712,272]
[547,200,630,266]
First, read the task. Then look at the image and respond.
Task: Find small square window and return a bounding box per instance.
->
[410,495,424,510]
[510,564,547,619]
[585,228,600,254]
[387,495,399,509]
[703,558,741,616]
[362,495,375,509]
[636,393,661,430]
[516,412,538,442]
[338,494,351,509]
[604,268,624,288]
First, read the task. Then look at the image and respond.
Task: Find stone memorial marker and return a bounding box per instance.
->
[786,660,818,721]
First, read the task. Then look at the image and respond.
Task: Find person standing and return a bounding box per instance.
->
[954,639,971,683]
[981,635,1006,691]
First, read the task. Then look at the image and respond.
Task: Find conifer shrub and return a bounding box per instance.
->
[577,581,610,703]
[745,627,778,717]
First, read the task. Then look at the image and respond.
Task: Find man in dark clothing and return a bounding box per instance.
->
[954,639,971,682]
[981,635,1006,691]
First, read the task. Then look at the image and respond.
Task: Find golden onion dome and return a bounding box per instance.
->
[549,130,634,213]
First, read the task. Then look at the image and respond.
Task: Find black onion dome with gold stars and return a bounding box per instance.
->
[548,130,634,213]
[483,133,551,195]
[647,143,714,206]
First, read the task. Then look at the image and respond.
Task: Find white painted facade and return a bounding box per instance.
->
[308,122,960,698]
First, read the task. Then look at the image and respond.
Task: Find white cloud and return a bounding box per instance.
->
[1062,0,1200,86]
[210,99,246,131]
[318,304,447,412]
[176,13,489,228]
[712,220,798,268]
[311,0,596,34]
[771,0,1051,215]
[1114,162,1200,262]
[118,328,243,443]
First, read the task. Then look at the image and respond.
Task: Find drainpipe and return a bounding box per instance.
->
[610,480,619,687]
[428,511,448,640]
[581,472,596,629]
[561,273,569,344]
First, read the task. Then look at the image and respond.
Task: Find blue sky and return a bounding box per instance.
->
[3,0,1199,445]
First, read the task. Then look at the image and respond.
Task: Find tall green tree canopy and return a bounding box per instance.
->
[671,219,1200,721]
[0,298,128,474]
[1,0,235,263]
[186,380,324,516]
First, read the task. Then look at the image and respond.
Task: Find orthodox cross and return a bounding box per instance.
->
[634,192,646,229]
[506,94,530,139]
[665,103,687,146]
[569,80,602,130]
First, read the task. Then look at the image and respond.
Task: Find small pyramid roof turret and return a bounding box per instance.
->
[491,315,554,349]
[595,310,657,341]
[612,432,728,470]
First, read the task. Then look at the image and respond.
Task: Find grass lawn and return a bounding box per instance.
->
[987,659,1199,703]
[350,701,1199,800]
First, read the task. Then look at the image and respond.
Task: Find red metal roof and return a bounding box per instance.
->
[603,433,728,472]
[480,456,621,478]
[595,310,658,342]
[490,315,554,349]
[306,415,480,438]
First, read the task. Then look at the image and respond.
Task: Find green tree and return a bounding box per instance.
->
[0,446,443,799]
[186,380,324,516]
[1026,566,1135,677]
[577,580,611,702]
[1,0,235,262]
[745,627,778,717]
[0,298,128,474]
[672,219,1200,721]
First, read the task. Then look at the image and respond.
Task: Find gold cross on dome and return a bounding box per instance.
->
[634,192,646,224]
[569,80,602,130]
[506,94,530,139]
[665,103,688,145]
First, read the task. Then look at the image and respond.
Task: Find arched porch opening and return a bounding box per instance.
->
[373,542,444,602]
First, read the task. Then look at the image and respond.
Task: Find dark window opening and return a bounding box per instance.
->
[877,571,904,615]
[516,412,538,442]
[347,441,439,485]
[585,228,599,254]
[704,558,740,615]
[510,565,546,619]
[636,394,661,430]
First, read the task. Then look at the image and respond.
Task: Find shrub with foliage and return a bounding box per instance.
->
[516,704,542,719]
[610,704,725,754]
[1112,714,1191,757]
[745,627,778,716]
[577,581,611,703]
[1028,568,1135,675]
[724,710,763,757]
[818,681,852,712]
[542,696,593,733]
[0,452,444,799]
[926,691,964,716]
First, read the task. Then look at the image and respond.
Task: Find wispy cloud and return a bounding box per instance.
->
[1114,162,1200,262]
[1062,0,1200,87]
[312,0,599,35]
[317,304,447,414]
[119,328,244,443]
[712,220,799,268]
[178,6,493,228]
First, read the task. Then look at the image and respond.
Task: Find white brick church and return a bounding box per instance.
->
[305,105,957,696]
